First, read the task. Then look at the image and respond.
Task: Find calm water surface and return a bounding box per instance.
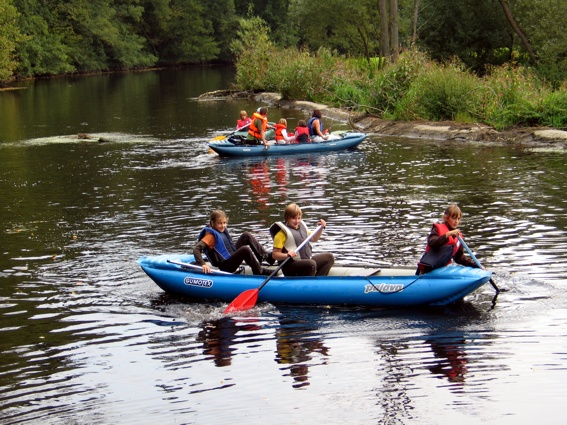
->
[1,68,567,424]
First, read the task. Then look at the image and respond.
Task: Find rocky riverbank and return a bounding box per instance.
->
[200,90,567,150]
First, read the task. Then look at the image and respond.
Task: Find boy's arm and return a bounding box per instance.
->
[454,245,478,267]
[427,226,446,247]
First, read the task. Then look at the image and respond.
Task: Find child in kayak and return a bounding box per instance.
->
[274,118,296,144]
[294,120,310,143]
[236,110,252,129]
[269,203,334,276]
[416,204,481,274]
[194,210,274,275]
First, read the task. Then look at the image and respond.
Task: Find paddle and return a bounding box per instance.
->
[223,224,323,314]
[457,236,500,294]
[167,259,234,275]
[210,123,250,141]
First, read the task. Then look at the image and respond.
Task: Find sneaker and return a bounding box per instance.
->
[264,252,276,266]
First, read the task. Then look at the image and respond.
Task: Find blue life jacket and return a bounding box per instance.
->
[307,117,324,137]
[198,227,237,266]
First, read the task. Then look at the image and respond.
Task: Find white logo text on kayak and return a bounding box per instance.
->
[184,277,213,288]
[364,283,404,293]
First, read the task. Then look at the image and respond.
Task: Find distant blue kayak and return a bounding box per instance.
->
[208,132,367,157]
[137,254,493,308]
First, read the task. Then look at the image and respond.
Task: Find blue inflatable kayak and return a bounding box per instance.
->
[137,254,492,308]
[208,132,367,157]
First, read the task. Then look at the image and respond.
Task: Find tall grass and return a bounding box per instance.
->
[234,41,567,129]
[393,59,483,122]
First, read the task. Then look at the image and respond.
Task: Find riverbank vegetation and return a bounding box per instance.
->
[1,0,566,129]
[234,20,567,130]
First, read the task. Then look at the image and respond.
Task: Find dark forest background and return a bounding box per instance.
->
[1,0,566,84]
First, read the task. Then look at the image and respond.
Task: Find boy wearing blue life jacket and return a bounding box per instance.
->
[194,210,274,275]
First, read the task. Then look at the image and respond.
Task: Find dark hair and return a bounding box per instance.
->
[311,110,322,118]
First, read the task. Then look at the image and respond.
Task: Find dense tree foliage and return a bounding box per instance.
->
[0,0,21,82]
[418,0,513,73]
[512,0,567,83]
[0,0,565,85]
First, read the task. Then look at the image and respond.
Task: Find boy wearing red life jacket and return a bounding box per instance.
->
[417,204,479,274]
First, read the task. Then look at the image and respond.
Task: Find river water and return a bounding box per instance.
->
[1,67,566,424]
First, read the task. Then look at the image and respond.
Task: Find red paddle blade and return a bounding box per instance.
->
[223,289,259,314]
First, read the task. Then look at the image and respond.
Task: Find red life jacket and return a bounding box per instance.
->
[274,123,287,141]
[417,222,461,273]
[237,117,251,129]
[424,223,460,257]
[295,126,309,143]
[248,112,267,139]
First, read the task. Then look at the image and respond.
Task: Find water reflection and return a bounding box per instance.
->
[247,162,271,213]
[193,313,331,389]
[375,340,413,423]
[197,317,261,367]
[274,317,330,389]
[426,336,469,383]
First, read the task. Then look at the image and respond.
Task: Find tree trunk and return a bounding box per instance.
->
[497,0,537,63]
[379,0,390,60]
[412,0,419,44]
[389,0,399,61]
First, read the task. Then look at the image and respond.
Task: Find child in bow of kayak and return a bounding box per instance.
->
[236,110,252,129]
[416,204,481,274]
[194,210,274,275]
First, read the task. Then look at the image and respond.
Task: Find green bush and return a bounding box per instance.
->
[393,61,482,122]
[481,65,550,129]
[233,35,567,129]
[368,49,427,117]
[540,91,567,128]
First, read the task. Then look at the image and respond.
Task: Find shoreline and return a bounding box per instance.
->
[201,90,567,150]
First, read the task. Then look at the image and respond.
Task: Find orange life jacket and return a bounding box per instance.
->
[425,223,460,256]
[248,112,267,139]
[274,123,287,141]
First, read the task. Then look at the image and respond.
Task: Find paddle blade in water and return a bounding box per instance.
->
[223,289,259,314]
[211,135,226,141]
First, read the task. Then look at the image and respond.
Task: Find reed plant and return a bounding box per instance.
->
[480,65,567,129]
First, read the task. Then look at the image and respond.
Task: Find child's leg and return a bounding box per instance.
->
[235,231,269,262]
[282,259,317,276]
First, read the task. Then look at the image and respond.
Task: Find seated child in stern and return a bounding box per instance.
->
[416,204,483,274]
